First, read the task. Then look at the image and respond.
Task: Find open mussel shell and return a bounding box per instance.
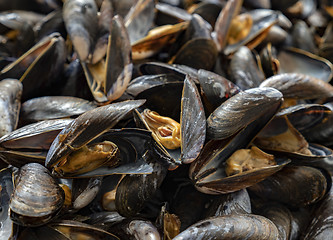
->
[49,220,120,240]
[173,214,279,240]
[255,108,333,166]
[259,73,333,100]
[135,75,206,166]
[213,0,243,51]
[248,166,330,208]
[21,96,97,123]
[9,163,65,227]
[223,10,279,55]
[134,81,183,127]
[45,100,145,176]
[0,119,72,167]
[190,139,290,194]
[277,47,333,82]
[277,103,332,132]
[0,11,35,56]
[139,61,198,81]
[207,87,283,140]
[0,78,22,137]
[35,10,66,41]
[301,103,333,148]
[69,128,156,178]
[131,21,188,61]
[155,204,181,239]
[82,15,133,103]
[260,43,279,78]
[0,32,67,100]
[124,74,183,99]
[0,119,73,150]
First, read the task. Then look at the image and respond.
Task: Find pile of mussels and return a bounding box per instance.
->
[1,0,333,239]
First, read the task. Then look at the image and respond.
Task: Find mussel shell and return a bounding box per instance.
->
[260,43,279,78]
[214,0,242,50]
[0,119,72,150]
[223,11,279,55]
[45,100,145,171]
[190,139,290,194]
[181,14,211,44]
[17,225,69,240]
[230,46,266,90]
[167,183,210,231]
[254,203,293,240]
[125,74,183,98]
[49,220,120,240]
[71,177,102,210]
[173,214,279,240]
[124,0,155,44]
[197,69,240,112]
[35,10,66,41]
[115,162,167,217]
[71,128,155,178]
[260,142,333,167]
[105,15,133,102]
[207,87,283,140]
[135,82,183,121]
[1,32,67,100]
[301,177,333,240]
[189,2,222,27]
[155,2,192,25]
[0,168,15,239]
[0,150,46,167]
[91,174,123,212]
[291,21,316,53]
[21,96,97,122]
[171,38,218,71]
[84,211,125,230]
[0,78,22,137]
[108,219,161,240]
[139,61,198,79]
[259,73,333,100]
[180,75,206,164]
[0,119,72,167]
[248,166,329,207]
[131,22,188,61]
[277,104,332,132]
[203,189,252,218]
[277,47,333,82]
[63,0,98,62]
[10,163,65,226]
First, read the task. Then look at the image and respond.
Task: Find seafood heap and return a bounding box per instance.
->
[0,0,333,239]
